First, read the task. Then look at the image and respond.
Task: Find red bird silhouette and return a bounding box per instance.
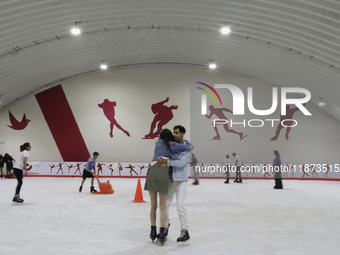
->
[7,111,30,130]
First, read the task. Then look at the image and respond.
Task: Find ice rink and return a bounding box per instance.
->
[1,177,339,255]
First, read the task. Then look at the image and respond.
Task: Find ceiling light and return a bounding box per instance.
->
[220,26,231,35]
[318,97,325,106]
[100,64,108,70]
[71,27,81,35]
[70,21,82,35]
[209,63,217,69]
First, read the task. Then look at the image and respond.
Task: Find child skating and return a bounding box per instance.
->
[79,152,99,193]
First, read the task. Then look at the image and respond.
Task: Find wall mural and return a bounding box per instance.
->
[7,110,30,130]
[143,97,178,139]
[98,99,131,138]
[270,104,306,141]
[21,161,338,180]
[206,105,247,141]
[29,162,152,176]
[35,85,90,161]
[1,84,322,165]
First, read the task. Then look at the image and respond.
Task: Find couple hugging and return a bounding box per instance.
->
[144,125,192,245]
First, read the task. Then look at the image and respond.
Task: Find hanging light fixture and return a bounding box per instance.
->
[220,22,231,35]
[100,60,108,70]
[318,97,325,106]
[208,59,217,69]
[70,21,82,35]
[100,64,108,70]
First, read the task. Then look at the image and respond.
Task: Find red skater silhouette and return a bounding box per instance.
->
[97,163,105,176]
[7,111,30,130]
[208,164,215,176]
[98,99,131,138]
[310,164,319,177]
[118,163,123,176]
[26,163,32,171]
[206,105,247,141]
[49,164,56,173]
[56,163,64,175]
[199,163,207,176]
[66,164,74,173]
[290,164,296,177]
[125,164,138,176]
[301,164,310,178]
[74,163,82,175]
[270,104,305,141]
[137,164,149,174]
[143,97,178,139]
[283,164,291,177]
[244,165,250,177]
[323,164,330,177]
[108,164,115,175]
[252,164,256,175]
[263,164,273,177]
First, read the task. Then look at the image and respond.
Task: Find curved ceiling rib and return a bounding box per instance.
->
[0,0,339,123]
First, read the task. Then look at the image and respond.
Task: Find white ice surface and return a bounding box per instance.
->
[0,178,339,255]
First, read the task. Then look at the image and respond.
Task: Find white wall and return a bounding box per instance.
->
[0,66,339,165]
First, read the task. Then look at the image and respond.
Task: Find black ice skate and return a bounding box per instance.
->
[157,227,166,244]
[90,186,97,193]
[12,194,24,203]
[239,179,242,183]
[79,186,83,193]
[234,179,239,183]
[150,226,157,242]
[225,179,229,184]
[164,223,170,237]
[177,230,190,245]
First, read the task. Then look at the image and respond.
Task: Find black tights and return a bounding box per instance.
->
[14,168,23,195]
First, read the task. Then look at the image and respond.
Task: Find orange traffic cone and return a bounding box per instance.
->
[132,179,146,203]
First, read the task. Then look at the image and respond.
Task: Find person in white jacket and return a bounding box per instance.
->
[221,154,231,184]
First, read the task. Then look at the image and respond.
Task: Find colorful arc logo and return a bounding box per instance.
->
[196,82,223,115]
[196,82,223,106]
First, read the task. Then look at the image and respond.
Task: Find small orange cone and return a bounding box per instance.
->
[132,179,146,203]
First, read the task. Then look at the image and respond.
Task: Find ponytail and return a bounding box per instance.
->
[163,139,171,151]
[20,142,30,152]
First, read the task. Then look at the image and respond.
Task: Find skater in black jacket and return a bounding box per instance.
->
[3,153,15,179]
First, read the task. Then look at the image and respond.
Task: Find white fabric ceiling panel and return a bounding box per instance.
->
[0,0,339,123]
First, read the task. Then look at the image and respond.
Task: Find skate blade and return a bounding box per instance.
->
[155,239,166,245]
[177,240,190,246]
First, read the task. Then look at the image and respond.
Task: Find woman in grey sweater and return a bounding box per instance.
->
[273,150,283,189]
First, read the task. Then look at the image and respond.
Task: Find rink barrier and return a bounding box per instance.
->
[19,175,340,182]
[4,161,339,181]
